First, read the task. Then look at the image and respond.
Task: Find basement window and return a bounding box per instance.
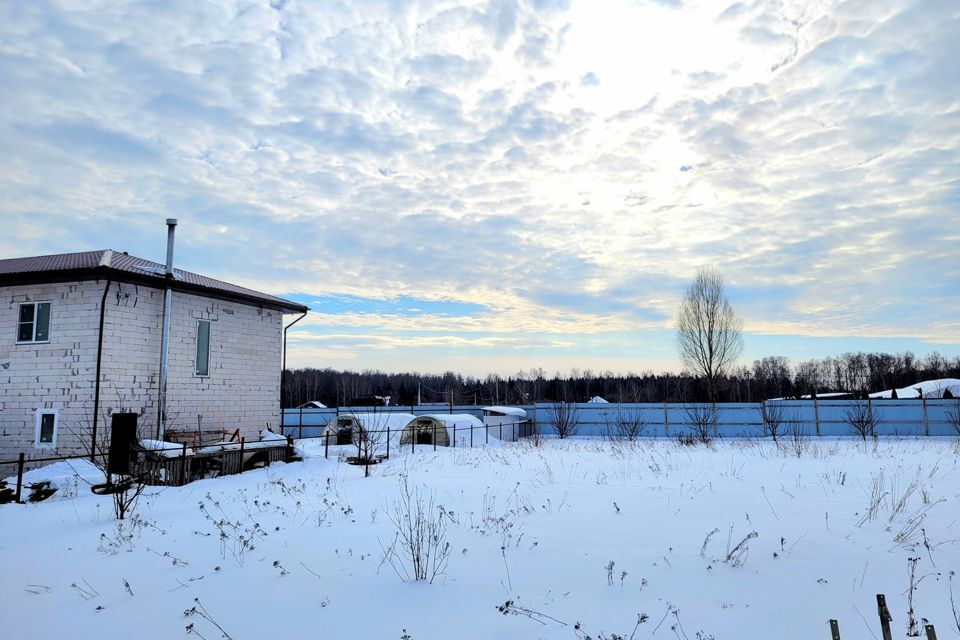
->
[17,302,51,343]
[35,409,58,449]
[195,320,211,376]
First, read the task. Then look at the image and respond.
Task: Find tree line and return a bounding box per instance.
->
[283,267,957,408]
[281,350,960,408]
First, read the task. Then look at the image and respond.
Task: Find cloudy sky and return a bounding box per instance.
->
[1,0,958,375]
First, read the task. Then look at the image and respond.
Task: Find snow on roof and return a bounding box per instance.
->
[587,396,609,404]
[869,378,960,399]
[481,406,526,417]
[419,414,484,429]
[299,401,327,408]
[329,412,417,432]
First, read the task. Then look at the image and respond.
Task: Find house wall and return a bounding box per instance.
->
[0,280,104,465]
[1,279,285,472]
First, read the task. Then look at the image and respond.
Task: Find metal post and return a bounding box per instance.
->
[453,425,456,447]
[814,395,821,437]
[324,431,329,459]
[180,443,188,486]
[412,425,415,453]
[925,624,938,640]
[499,423,502,441]
[921,394,929,437]
[239,438,246,473]
[15,453,25,503]
[829,620,841,640]
[470,422,473,447]
[386,427,390,459]
[286,435,293,462]
[299,407,303,440]
[877,594,893,640]
[433,424,437,451]
[486,422,489,444]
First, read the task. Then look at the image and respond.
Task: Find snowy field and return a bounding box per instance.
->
[3,438,960,639]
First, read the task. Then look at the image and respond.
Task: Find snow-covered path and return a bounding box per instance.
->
[2,438,959,639]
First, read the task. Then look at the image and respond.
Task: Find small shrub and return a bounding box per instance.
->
[380,475,451,583]
[844,400,879,441]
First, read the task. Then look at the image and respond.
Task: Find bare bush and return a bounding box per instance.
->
[380,476,451,583]
[606,409,647,441]
[758,401,788,441]
[549,402,580,440]
[947,397,960,439]
[844,400,880,441]
[782,423,808,458]
[684,403,718,443]
[352,414,391,477]
[724,526,758,567]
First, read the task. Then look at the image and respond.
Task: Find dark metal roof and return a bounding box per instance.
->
[0,250,308,314]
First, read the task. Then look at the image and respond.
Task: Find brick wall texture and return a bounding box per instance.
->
[0,279,284,470]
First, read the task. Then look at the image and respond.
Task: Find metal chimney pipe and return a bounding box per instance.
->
[165,218,177,276]
[158,219,177,439]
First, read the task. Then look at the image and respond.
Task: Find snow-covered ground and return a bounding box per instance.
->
[2,438,960,639]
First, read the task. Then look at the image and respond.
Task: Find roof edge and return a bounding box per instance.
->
[0,267,309,314]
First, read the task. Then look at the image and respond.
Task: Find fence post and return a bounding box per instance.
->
[486,422,489,444]
[925,624,938,640]
[299,407,303,440]
[921,395,929,437]
[453,425,457,448]
[877,594,893,640]
[434,424,437,451]
[814,396,821,437]
[286,435,293,462]
[239,438,246,473]
[412,425,415,453]
[324,431,329,459]
[180,443,188,486]
[470,422,473,448]
[663,401,669,437]
[829,619,841,640]
[15,452,25,503]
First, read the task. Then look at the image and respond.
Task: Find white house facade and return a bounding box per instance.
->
[0,247,307,471]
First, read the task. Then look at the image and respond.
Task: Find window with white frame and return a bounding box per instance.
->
[195,320,211,376]
[17,301,51,343]
[35,408,58,448]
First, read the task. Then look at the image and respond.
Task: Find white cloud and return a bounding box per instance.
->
[0,0,958,373]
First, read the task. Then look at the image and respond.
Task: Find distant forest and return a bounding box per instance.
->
[281,351,960,407]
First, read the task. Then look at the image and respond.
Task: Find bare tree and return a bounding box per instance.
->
[548,401,580,439]
[353,413,390,478]
[844,400,879,441]
[675,267,744,402]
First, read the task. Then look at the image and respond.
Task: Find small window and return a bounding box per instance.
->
[35,409,58,448]
[17,302,51,343]
[195,320,211,376]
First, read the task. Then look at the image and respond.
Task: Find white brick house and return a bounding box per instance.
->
[0,247,307,469]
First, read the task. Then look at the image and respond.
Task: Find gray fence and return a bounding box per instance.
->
[282,399,959,439]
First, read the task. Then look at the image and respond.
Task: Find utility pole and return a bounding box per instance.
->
[417,382,421,406]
